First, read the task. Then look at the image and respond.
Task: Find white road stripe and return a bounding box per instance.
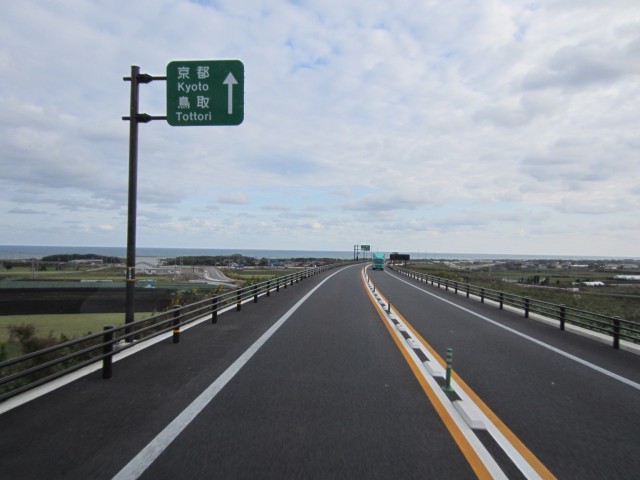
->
[387,270,640,392]
[365,268,544,478]
[112,267,348,480]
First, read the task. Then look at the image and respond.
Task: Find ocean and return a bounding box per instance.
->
[0,245,636,262]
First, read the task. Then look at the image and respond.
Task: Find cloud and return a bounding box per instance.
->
[217,193,250,205]
[521,39,640,92]
[0,0,639,257]
[8,208,43,215]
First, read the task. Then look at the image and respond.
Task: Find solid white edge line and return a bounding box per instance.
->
[111,267,349,480]
[387,269,640,392]
[0,297,248,415]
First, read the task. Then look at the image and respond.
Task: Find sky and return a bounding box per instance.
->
[1,0,639,257]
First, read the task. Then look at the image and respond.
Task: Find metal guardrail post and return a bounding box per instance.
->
[253,284,258,303]
[237,290,242,311]
[499,292,504,309]
[454,281,458,294]
[445,280,449,291]
[276,278,280,292]
[266,280,270,297]
[613,317,621,349]
[466,284,470,298]
[172,308,181,344]
[211,296,218,324]
[559,305,566,331]
[102,325,114,379]
[524,298,530,318]
[480,288,485,303]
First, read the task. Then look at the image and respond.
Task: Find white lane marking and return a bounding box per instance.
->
[387,270,640,392]
[366,269,545,479]
[363,269,510,479]
[112,267,349,480]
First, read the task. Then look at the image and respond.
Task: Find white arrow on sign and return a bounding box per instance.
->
[223,72,238,115]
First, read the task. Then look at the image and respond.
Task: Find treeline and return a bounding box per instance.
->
[167,254,260,266]
[40,254,124,263]
[167,255,341,266]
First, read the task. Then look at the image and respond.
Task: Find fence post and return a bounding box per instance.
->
[445,280,449,292]
[211,296,218,324]
[102,325,114,380]
[454,281,458,294]
[266,280,270,297]
[172,308,181,344]
[613,316,621,349]
[466,283,470,298]
[236,290,242,311]
[480,288,485,303]
[499,292,504,310]
[524,298,530,318]
[276,278,280,292]
[559,305,565,331]
[253,284,258,303]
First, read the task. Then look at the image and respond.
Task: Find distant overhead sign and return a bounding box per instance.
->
[166,60,244,126]
[361,245,371,251]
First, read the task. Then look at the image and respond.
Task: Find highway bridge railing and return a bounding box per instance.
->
[0,265,338,403]
[391,266,639,350]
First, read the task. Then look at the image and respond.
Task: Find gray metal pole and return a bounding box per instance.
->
[124,65,140,338]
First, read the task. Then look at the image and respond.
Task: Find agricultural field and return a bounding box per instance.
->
[403,261,640,323]
[0,312,152,361]
[220,267,305,284]
[0,260,308,360]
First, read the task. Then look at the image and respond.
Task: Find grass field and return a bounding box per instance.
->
[404,262,640,322]
[0,312,151,344]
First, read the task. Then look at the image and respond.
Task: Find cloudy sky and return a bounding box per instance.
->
[1,1,639,257]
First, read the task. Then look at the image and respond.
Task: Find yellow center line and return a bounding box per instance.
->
[400,307,556,479]
[362,272,494,479]
[364,270,556,480]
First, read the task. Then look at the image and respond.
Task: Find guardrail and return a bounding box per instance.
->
[0,266,335,403]
[391,266,640,349]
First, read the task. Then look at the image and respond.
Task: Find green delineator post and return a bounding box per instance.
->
[443,347,454,392]
[166,60,244,126]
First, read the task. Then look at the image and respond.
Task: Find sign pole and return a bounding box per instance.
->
[122,59,242,339]
[124,65,140,338]
[122,66,167,340]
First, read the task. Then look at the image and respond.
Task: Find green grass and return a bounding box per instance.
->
[405,263,640,322]
[0,312,151,343]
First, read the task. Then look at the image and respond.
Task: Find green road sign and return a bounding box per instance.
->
[166,60,244,126]
[361,245,370,251]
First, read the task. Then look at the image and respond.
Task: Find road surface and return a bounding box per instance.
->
[1,264,638,479]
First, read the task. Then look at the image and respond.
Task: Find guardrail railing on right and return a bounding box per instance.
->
[391,266,640,350]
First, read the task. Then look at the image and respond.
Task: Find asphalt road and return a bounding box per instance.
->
[372,266,640,479]
[1,264,638,479]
